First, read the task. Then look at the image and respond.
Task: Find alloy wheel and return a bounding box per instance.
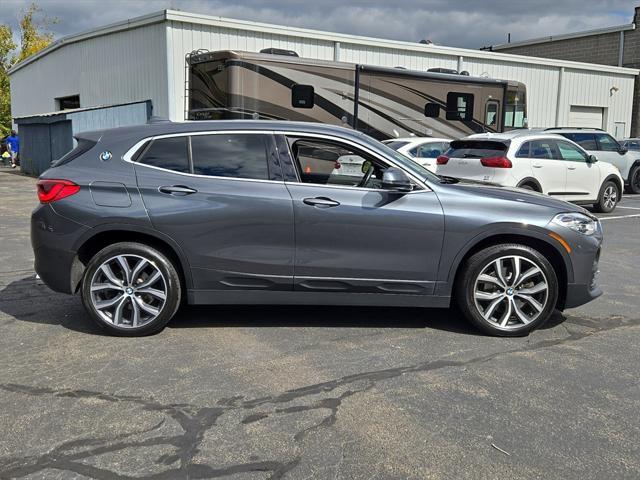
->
[603,185,617,210]
[473,255,549,330]
[90,254,167,328]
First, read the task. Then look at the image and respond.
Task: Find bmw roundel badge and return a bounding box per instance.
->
[99,151,112,162]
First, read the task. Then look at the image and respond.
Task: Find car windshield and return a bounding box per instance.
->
[383,140,411,150]
[356,132,442,183]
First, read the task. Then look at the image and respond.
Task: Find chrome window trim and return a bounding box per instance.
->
[121,129,431,192]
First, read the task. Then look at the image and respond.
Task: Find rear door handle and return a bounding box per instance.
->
[303,197,340,208]
[567,166,577,170]
[158,185,198,195]
[532,163,543,168]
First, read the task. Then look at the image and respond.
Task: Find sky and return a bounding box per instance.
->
[0,0,637,49]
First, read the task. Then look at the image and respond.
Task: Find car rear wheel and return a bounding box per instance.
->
[455,244,558,336]
[627,165,640,194]
[81,242,181,336]
[593,180,619,213]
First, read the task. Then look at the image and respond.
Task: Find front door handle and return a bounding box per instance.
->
[567,166,577,170]
[158,185,198,195]
[532,163,543,168]
[303,197,340,208]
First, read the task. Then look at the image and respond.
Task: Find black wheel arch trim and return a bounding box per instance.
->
[516,177,542,191]
[438,224,574,294]
[602,174,623,193]
[70,223,194,291]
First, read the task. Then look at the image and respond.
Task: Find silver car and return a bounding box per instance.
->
[32,121,603,337]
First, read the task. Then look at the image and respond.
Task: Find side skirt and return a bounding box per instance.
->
[188,289,451,308]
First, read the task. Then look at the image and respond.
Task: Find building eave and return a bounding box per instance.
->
[491,22,636,51]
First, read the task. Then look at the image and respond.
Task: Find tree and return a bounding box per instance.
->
[0,3,57,135]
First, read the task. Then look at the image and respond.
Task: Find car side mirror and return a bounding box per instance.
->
[587,154,598,163]
[382,167,413,192]
[618,146,628,155]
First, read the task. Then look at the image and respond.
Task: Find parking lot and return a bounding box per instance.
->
[0,170,638,479]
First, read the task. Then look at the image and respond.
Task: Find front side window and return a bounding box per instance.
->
[191,134,269,179]
[289,138,400,189]
[595,133,620,152]
[556,140,588,162]
[561,133,597,150]
[139,137,190,173]
[446,92,474,121]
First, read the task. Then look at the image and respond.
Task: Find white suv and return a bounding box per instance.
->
[382,137,451,172]
[435,133,623,212]
[546,128,640,194]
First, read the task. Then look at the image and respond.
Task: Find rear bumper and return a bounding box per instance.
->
[31,204,88,294]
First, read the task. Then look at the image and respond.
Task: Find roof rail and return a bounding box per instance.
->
[544,127,604,131]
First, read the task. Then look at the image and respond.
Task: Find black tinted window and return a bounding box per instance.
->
[51,138,96,167]
[515,142,530,158]
[595,134,620,151]
[191,134,269,179]
[561,133,597,150]
[384,140,410,150]
[292,84,314,108]
[139,137,189,173]
[445,140,506,158]
[446,92,474,121]
[529,140,558,160]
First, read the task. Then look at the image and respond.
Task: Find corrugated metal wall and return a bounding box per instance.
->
[167,19,637,136]
[10,23,168,119]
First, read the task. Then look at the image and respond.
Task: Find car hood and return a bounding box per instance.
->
[442,182,587,213]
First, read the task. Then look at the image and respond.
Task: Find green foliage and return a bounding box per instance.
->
[0,3,57,135]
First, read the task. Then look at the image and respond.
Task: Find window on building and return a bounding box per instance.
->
[138,137,190,173]
[190,134,270,179]
[56,95,80,110]
[292,85,315,108]
[446,92,474,121]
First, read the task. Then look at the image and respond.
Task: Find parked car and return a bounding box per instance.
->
[32,121,603,337]
[436,132,623,213]
[545,128,640,194]
[382,137,451,171]
[621,138,640,151]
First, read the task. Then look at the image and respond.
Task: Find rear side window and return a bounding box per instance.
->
[529,140,558,160]
[445,140,507,158]
[561,133,597,150]
[51,138,96,167]
[191,134,269,179]
[139,137,189,173]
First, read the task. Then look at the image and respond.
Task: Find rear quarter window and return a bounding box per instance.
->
[138,137,190,173]
[51,139,96,167]
[445,140,507,158]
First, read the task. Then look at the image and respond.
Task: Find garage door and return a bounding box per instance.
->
[568,106,603,129]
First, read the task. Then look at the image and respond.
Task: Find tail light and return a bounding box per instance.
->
[436,155,449,165]
[480,156,512,168]
[37,179,80,203]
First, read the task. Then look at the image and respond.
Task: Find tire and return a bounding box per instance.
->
[455,244,558,337]
[627,165,640,194]
[81,242,182,336]
[593,180,620,213]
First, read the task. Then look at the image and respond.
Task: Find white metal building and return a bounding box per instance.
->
[9,9,639,137]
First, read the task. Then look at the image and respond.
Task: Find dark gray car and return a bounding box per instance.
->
[32,121,603,336]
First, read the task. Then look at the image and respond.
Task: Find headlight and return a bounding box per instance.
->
[552,212,598,235]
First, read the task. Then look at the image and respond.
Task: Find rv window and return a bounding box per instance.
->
[292,85,315,108]
[139,137,190,173]
[446,92,474,121]
[485,101,499,127]
[191,134,269,179]
[424,103,440,118]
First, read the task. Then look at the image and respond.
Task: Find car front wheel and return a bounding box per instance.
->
[81,242,182,336]
[627,165,640,194]
[456,244,558,336]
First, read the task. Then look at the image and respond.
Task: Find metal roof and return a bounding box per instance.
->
[8,9,639,77]
[491,22,636,51]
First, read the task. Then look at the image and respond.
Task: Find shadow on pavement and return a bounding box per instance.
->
[1,275,567,337]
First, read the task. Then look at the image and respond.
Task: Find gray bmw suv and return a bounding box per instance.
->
[32,121,603,337]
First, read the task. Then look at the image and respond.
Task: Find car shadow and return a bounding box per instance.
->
[0,275,567,337]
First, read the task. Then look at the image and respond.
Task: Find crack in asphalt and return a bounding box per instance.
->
[1,314,638,479]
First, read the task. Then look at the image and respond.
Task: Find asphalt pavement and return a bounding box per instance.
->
[0,170,639,479]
